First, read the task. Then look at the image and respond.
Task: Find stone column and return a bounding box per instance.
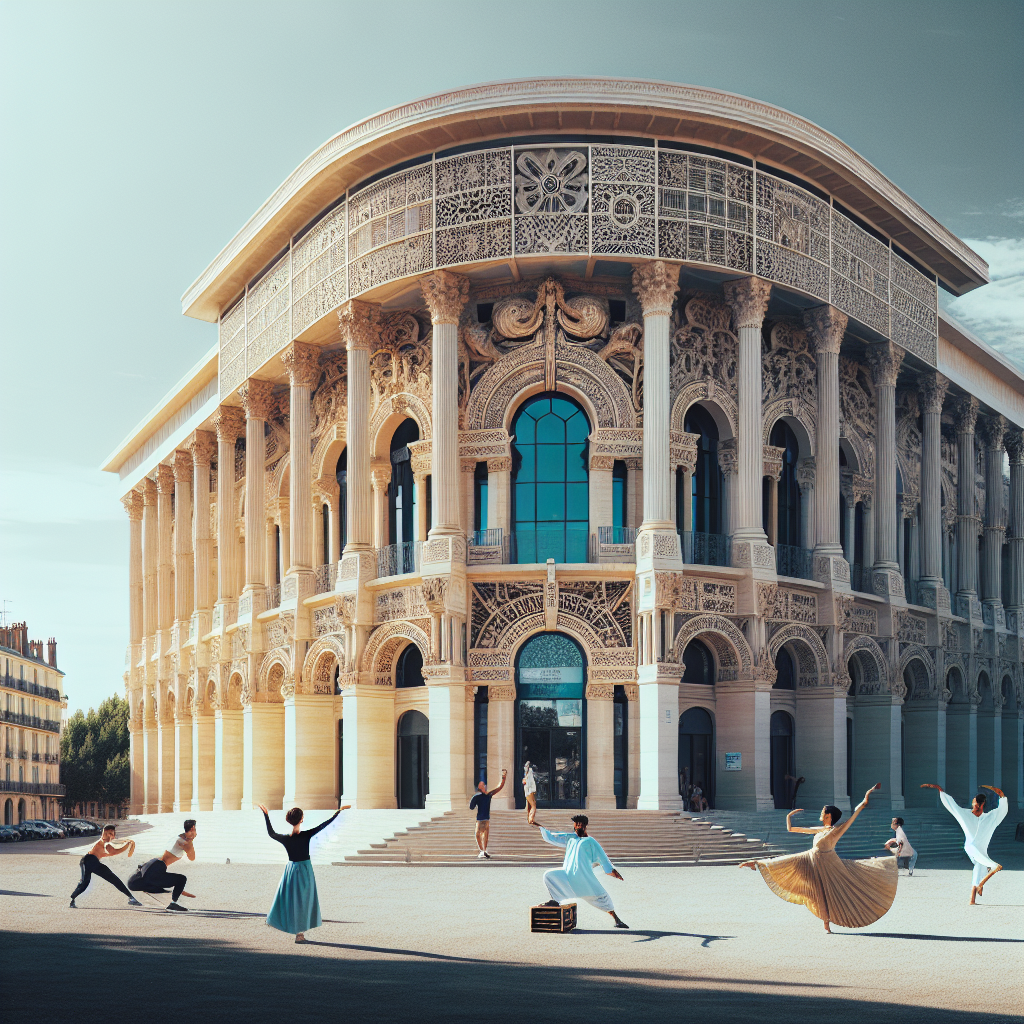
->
[339,686,395,808]
[157,704,175,814]
[724,277,773,559]
[414,471,429,541]
[796,685,851,813]
[1007,430,1024,616]
[239,379,276,596]
[371,463,391,550]
[187,432,216,635]
[340,302,378,553]
[868,342,905,599]
[121,490,144,651]
[213,703,244,811]
[918,374,950,609]
[862,494,875,573]
[714,678,773,810]
[488,457,511,542]
[244,700,286,810]
[954,396,980,617]
[804,305,849,586]
[980,415,1007,615]
[842,480,856,563]
[213,407,245,618]
[142,685,158,814]
[485,689,515,810]
[191,700,215,811]
[636,676,684,810]
[420,270,469,537]
[632,261,679,533]
[585,685,616,809]
[173,708,193,813]
[282,343,321,575]
[156,465,175,635]
[172,450,194,627]
[425,683,468,813]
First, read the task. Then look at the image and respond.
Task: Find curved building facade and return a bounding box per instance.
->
[104,79,1023,816]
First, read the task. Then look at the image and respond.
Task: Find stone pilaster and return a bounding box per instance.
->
[954,395,981,618]
[724,276,774,572]
[868,341,905,601]
[156,464,175,638]
[282,343,320,573]
[980,415,1007,622]
[421,270,469,537]
[804,304,849,588]
[212,407,245,631]
[239,378,275,602]
[918,373,950,611]
[1006,429,1024,617]
[142,479,158,640]
[172,450,194,627]
[121,489,144,652]
[186,430,216,642]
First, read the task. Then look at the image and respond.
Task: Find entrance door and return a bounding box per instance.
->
[514,632,586,809]
[770,711,795,809]
[397,710,428,808]
[678,706,715,809]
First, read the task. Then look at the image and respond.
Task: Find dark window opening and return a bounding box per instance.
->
[389,419,420,546]
[773,647,795,690]
[476,302,494,324]
[608,299,626,323]
[474,462,489,532]
[681,639,715,686]
[612,460,628,530]
[684,405,722,535]
[336,447,348,553]
[395,644,425,688]
[770,421,802,547]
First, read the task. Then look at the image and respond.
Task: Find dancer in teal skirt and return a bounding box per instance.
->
[259,803,349,943]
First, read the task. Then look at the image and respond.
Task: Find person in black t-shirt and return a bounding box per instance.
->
[469,769,507,859]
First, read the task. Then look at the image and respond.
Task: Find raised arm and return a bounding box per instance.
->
[830,784,879,842]
[260,806,285,844]
[538,827,569,848]
[307,809,344,837]
[981,786,1008,823]
[488,769,508,796]
[785,809,820,835]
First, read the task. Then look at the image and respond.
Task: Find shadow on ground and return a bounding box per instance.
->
[1,930,1020,1024]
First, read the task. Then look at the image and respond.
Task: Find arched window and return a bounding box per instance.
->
[681,639,715,686]
[389,419,420,549]
[511,395,590,563]
[679,706,715,808]
[769,710,795,809]
[684,405,722,535]
[396,710,429,809]
[335,448,348,554]
[395,644,425,688]
[770,421,802,547]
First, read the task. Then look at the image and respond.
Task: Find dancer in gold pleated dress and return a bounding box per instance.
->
[740,783,897,933]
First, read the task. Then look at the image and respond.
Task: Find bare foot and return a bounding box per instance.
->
[738,861,757,870]
[295,933,306,943]
[824,923,832,934]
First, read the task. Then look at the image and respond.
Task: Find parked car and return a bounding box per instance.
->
[0,825,22,842]
[23,820,63,839]
[62,819,99,836]
[16,822,48,840]
[43,820,69,837]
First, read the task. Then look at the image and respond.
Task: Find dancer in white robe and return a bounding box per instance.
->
[922,783,1007,903]
[531,814,628,928]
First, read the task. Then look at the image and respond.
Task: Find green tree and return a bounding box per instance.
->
[60,694,130,812]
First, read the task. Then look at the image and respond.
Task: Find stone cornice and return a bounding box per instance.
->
[181,78,987,322]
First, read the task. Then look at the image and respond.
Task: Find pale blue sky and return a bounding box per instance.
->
[1,0,1021,713]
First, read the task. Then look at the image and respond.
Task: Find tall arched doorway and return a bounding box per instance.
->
[679,706,715,809]
[396,710,429,809]
[511,394,590,563]
[514,632,585,809]
[770,710,795,809]
[4,798,11,825]
[389,418,420,558]
[17,798,26,824]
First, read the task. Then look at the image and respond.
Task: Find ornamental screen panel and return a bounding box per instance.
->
[217,140,942,397]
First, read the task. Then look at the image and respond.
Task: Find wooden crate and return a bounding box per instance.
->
[531,902,576,933]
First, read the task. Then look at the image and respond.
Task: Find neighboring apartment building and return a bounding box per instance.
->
[1,622,65,823]
[103,79,1023,819]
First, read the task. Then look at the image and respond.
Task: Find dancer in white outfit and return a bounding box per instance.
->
[522,762,538,825]
[530,814,628,928]
[922,783,1007,904]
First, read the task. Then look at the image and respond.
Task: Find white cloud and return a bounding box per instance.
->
[942,236,1024,369]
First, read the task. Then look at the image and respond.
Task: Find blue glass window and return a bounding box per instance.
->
[770,420,802,547]
[511,395,590,563]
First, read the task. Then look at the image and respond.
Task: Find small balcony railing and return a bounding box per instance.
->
[314,562,337,594]
[31,753,40,762]
[0,673,62,702]
[377,540,423,578]
[468,529,507,565]
[509,528,589,565]
[776,543,815,581]
[0,780,65,796]
[593,526,637,563]
[680,530,731,567]
[44,753,59,764]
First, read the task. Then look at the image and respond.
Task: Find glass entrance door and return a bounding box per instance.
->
[519,719,582,808]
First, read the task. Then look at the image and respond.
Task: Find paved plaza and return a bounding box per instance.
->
[1,850,1021,1022]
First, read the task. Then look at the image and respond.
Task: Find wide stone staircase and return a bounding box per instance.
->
[341,808,786,866]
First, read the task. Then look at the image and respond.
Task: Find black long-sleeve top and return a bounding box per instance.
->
[263,810,341,862]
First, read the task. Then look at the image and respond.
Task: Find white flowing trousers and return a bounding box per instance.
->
[543,869,614,912]
[967,844,999,886]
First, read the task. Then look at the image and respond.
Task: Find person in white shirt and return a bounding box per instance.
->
[922,783,1007,904]
[128,819,198,912]
[883,817,917,875]
[522,761,538,825]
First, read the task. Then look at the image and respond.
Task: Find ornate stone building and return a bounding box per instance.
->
[104,79,1023,817]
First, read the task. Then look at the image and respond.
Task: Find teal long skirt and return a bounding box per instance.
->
[267,860,322,934]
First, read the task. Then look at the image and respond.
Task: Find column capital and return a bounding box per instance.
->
[802,304,848,354]
[185,429,216,466]
[338,300,381,350]
[143,477,157,505]
[239,378,276,421]
[631,260,680,317]
[1005,428,1024,465]
[121,489,144,521]
[173,449,193,483]
[156,463,175,495]
[953,394,980,435]
[419,270,470,324]
[796,457,816,492]
[867,340,904,389]
[918,371,950,415]
[281,342,321,389]
[213,406,245,443]
[723,275,772,330]
[979,413,1007,452]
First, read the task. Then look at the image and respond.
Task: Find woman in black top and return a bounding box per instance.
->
[259,802,349,943]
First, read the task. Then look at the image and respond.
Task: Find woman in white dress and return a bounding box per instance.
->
[523,761,538,824]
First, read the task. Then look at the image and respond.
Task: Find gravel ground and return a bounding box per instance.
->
[1,855,1021,1023]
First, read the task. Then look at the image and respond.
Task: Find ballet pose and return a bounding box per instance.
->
[69,824,142,908]
[740,784,897,934]
[259,803,348,943]
[922,783,1007,904]
[522,761,538,825]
